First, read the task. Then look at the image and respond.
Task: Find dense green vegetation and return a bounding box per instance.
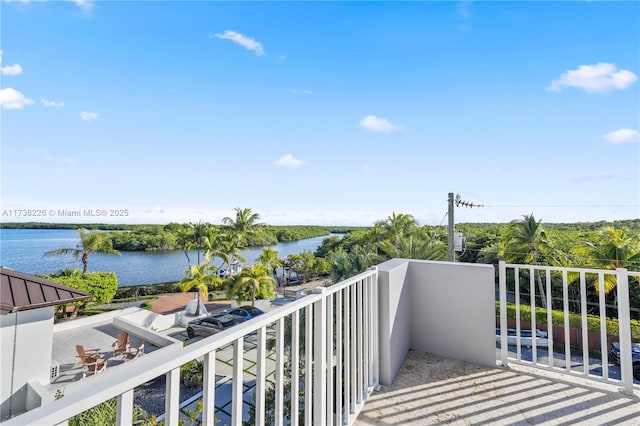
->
[39,269,119,317]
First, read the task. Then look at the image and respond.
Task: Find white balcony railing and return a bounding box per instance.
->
[3,269,379,426]
[498,261,639,394]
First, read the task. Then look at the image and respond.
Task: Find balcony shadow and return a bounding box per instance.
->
[356,350,638,425]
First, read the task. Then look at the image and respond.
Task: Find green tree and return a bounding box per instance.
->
[229,264,275,307]
[499,214,562,308]
[580,227,640,294]
[222,207,263,249]
[180,254,222,316]
[258,247,283,286]
[44,228,120,275]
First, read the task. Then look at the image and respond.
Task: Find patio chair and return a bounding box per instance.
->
[124,341,145,360]
[75,345,101,364]
[112,331,130,356]
[82,356,108,378]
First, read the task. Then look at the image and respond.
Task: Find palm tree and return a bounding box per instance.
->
[180,253,222,316]
[258,247,283,286]
[580,227,640,294]
[499,214,561,308]
[229,264,275,307]
[44,228,120,275]
[222,207,263,249]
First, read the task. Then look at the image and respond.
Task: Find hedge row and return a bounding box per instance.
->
[496,301,640,338]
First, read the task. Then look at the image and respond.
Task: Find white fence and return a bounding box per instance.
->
[498,261,638,394]
[3,269,379,426]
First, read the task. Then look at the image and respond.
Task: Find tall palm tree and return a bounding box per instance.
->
[258,247,283,286]
[222,207,263,249]
[44,228,120,274]
[229,264,275,307]
[180,253,222,316]
[499,214,561,308]
[581,227,640,294]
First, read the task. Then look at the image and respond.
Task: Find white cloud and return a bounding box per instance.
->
[1,64,23,76]
[278,55,287,61]
[546,63,637,93]
[291,89,312,95]
[41,98,64,108]
[0,50,24,76]
[603,128,640,144]
[0,88,33,110]
[359,115,402,133]
[211,30,265,56]
[70,0,93,11]
[80,111,98,121]
[275,154,304,168]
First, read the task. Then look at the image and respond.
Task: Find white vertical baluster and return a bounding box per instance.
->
[165,368,180,426]
[598,272,609,381]
[515,267,521,361]
[580,272,589,375]
[562,270,571,372]
[313,287,327,425]
[530,267,537,365]
[546,268,553,368]
[305,305,313,426]
[616,268,634,395]
[326,292,334,425]
[116,389,133,426]
[275,318,284,425]
[255,328,266,426]
[232,338,244,426]
[350,282,357,413]
[499,261,508,367]
[356,278,364,403]
[291,311,300,426]
[363,276,370,394]
[343,287,350,423]
[336,289,344,425]
[202,350,216,426]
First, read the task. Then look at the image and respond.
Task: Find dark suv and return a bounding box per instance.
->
[186,314,239,338]
[608,341,640,380]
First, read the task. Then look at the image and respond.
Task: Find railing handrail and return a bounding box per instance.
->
[502,262,627,275]
[3,269,381,426]
[2,292,327,425]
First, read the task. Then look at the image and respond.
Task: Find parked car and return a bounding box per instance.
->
[186,315,239,338]
[608,342,640,380]
[227,306,265,323]
[496,328,549,348]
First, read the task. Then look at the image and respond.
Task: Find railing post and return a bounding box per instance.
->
[499,261,508,367]
[616,268,634,395]
[165,368,180,426]
[202,350,216,426]
[116,389,134,425]
[313,287,328,425]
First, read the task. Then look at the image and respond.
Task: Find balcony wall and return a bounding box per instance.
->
[377,259,496,386]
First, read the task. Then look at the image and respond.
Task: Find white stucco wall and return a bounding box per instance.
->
[377,259,495,386]
[1,307,54,420]
[407,260,496,367]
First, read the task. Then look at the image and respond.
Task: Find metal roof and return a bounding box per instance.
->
[0,267,91,315]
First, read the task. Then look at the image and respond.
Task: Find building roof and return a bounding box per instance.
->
[0,267,91,315]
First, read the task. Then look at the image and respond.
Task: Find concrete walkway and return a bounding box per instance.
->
[356,351,639,425]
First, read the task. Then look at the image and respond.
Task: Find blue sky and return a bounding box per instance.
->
[1,1,638,226]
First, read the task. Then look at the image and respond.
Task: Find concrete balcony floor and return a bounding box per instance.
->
[356,351,639,425]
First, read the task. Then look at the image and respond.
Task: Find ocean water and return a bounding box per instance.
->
[0,228,331,286]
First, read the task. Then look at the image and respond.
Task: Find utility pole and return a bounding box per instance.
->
[447,193,484,262]
[448,192,454,262]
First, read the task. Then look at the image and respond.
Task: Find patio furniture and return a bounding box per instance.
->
[76,345,108,378]
[75,345,101,364]
[123,341,145,360]
[112,331,130,356]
